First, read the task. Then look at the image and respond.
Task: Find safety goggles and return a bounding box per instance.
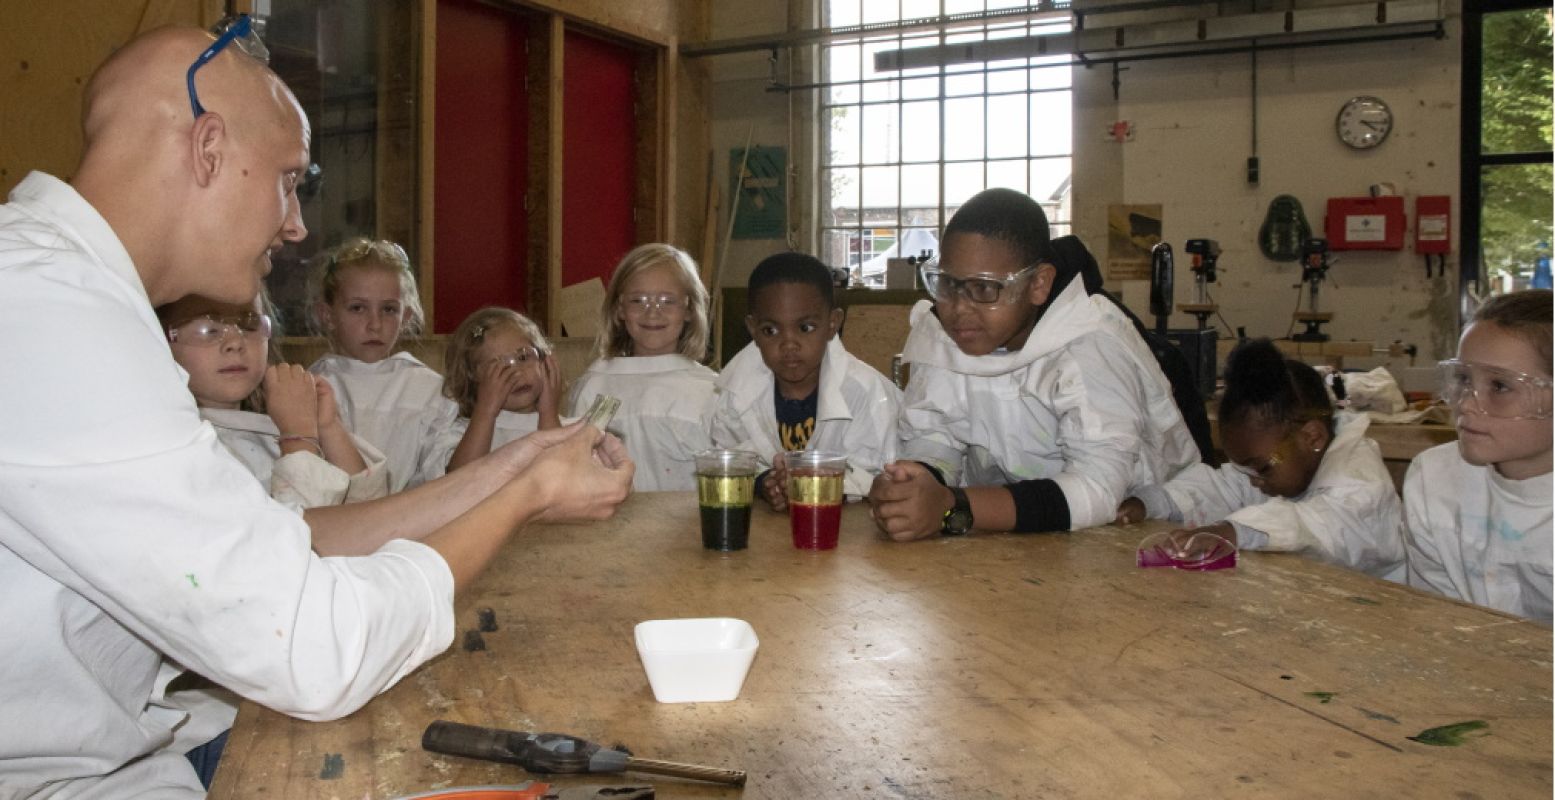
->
[1437,359,1553,420]
[620,293,688,314]
[919,263,1036,305]
[1136,531,1238,571]
[167,312,273,346]
[186,15,271,118]
[1225,433,1296,480]
[484,346,545,369]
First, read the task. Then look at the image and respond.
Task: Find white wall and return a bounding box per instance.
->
[703,2,1465,366]
[1073,23,1464,363]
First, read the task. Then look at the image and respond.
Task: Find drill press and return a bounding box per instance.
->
[1292,237,1334,343]
[1177,239,1221,331]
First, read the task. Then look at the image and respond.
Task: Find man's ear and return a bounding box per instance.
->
[190,113,227,189]
[828,306,845,337]
[1296,418,1331,453]
[1026,263,1058,307]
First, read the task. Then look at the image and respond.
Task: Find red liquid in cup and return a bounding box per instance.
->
[787,466,844,551]
[790,502,842,550]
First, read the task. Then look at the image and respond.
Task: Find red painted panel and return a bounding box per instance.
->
[434,0,529,332]
[563,30,638,287]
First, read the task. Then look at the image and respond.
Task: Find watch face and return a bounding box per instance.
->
[1336,96,1392,149]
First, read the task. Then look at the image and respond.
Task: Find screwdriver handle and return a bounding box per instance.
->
[624,756,746,787]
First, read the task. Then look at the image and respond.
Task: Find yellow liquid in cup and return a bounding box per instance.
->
[697,473,756,507]
[787,469,844,506]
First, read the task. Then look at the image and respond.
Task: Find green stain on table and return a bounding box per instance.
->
[1408,720,1489,746]
[1305,691,1336,704]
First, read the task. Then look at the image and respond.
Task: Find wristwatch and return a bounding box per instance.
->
[941,487,973,536]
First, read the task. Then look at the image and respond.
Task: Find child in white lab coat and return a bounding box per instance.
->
[1404,289,1552,623]
[307,237,461,491]
[159,293,388,509]
[443,307,567,471]
[868,188,1200,540]
[1116,338,1404,578]
[711,252,902,507]
[156,292,390,763]
[565,243,717,491]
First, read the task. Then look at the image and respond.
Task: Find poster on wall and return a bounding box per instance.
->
[1106,204,1163,282]
[730,146,787,240]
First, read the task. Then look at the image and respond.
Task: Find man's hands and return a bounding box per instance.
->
[867,461,954,542]
[515,423,634,522]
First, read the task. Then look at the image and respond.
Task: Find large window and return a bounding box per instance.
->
[821,1,1073,286]
[1461,0,1553,297]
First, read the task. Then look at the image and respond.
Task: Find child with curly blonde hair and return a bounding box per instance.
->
[443,307,566,471]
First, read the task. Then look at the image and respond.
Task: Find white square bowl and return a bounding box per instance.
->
[634,618,759,703]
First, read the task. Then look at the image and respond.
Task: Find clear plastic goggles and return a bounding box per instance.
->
[1136,531,1238,571]
[918,262,1036,305]
[1437,359,1553,420]
[167,313,272,346]
[620,293,688,314]
[486,346,544,368]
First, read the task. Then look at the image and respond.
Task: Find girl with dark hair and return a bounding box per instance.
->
[868,188,1201,538]
[1405,289,1552,623]
[1119,338,1404,577]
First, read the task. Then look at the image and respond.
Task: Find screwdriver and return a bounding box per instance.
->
[422,721,747,787]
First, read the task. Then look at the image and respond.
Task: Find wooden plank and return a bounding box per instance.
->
[210,493,1552,799]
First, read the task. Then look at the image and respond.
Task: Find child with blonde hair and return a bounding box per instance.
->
[565,243,717,491]
[443,307,566,471]
[307,237,461,491]
[1405,289,1553,623]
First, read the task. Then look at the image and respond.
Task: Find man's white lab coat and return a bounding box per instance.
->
[0,172,455,798]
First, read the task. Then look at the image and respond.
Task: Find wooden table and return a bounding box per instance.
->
[211,493,1552,799]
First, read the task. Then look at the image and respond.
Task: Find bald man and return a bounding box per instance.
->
[0,25,632,798]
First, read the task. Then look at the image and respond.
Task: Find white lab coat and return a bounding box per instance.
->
[565,354,717,491]
[1137,411,1405,578]
[153,408,394,755]
[899,281,1200,530]
[711,337,901,497]
[0,172,456,798]
[201,407,391,509]
[449,410,578,452]
[309,351,462,492]
[1403,443,1553,624]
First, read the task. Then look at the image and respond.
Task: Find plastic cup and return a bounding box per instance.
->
[694,449,759,551]
[785,450,847,550]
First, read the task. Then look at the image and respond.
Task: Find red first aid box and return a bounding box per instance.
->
[1325,196,1406,250]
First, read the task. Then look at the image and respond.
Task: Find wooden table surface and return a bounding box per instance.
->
[210,492,1551,799]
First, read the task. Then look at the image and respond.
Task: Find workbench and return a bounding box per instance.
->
[209,493,1551,799]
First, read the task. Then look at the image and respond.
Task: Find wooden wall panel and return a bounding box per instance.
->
[0,0,222,196]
